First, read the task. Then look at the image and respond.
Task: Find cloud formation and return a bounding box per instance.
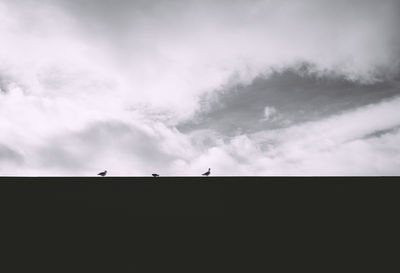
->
[0,0,399,175]
[179,66,400,135]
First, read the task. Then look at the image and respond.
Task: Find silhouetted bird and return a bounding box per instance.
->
[202,168,211,176]
[98,170,107,177]
[152,173,159,177]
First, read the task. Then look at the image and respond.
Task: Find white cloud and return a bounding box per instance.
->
[0,0,399,175]
[2,0,399,117]
[213,96,400,175]
[151,95,400,176]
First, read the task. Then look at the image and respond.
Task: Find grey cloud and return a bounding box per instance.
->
[179,95,400,175]
[8,0,399,75]
[38,145,84,171]
[0,76,9,93]
[0,73,16,94]
[2,0,399,113]
[74,121,175,164]
[1,0,400,175]
[0,144,24,165]
[179,63,400,136]
[360,125,400,140]
[35,120,178,173]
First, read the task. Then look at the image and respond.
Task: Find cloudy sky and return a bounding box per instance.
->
[1,0,399,176]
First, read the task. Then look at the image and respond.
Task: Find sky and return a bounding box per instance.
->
[0,0,399,176]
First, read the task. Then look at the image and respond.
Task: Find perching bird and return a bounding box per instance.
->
[152,173,160,177]
[202,168,211,176]
[98,170,107,177]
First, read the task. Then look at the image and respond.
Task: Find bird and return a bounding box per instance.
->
[97,170,107,177]
[202,168,211,176]
[152,173,159,177]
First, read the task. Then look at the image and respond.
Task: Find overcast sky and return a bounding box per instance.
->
[0,0,399,175]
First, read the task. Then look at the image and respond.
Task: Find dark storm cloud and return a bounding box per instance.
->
[179,64,400,136]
